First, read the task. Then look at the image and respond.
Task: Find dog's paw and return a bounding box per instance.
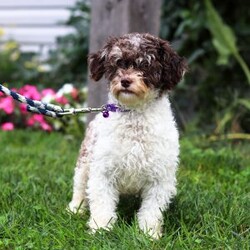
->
[138,219,163,240]
[67,200,85,214]
[88,216,116,232]
[145,227,163,240]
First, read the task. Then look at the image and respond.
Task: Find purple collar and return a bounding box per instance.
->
[101,104,130,118]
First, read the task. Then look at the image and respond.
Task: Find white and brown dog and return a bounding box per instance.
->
[68,33,187,239]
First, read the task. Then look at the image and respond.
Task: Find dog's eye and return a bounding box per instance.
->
[140,61,149,69]
[132,62,138,68]
[116,59,132,69]
[116,59,124,67]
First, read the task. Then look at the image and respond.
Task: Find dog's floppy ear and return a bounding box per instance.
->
[88,50,106,81]
[158,39,188,91]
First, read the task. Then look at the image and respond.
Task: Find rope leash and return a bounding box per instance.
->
[0,84,129,118]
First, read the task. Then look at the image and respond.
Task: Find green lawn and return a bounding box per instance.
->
[0,131,249,249]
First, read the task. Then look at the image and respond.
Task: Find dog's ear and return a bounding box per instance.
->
[88,50,106,81]
[158,39,188,91]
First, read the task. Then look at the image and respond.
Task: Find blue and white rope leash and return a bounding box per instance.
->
[0,84,129,118]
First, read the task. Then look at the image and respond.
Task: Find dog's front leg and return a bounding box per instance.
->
[68,123,95,214]
[138,182,176,239]
[87,173,119,232]
[68,163,89,213]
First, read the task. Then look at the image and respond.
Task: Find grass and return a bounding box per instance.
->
[0,130,249,249]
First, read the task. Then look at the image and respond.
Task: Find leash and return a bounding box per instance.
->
[0,84,129,118]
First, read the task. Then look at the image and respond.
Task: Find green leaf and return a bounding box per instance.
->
[215,111,233,134]
[212,39,230,65]
[205,0,237,55]
[0,215,8,225]
[237,99,250,110]
[205,0,250,83]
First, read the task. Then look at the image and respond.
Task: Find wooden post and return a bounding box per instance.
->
[87,0,162,123]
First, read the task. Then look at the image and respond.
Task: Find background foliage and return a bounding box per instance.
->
[46,1,90,88]
[0,83,86,137]
[0,0,249,135]
[161,0,250,134]
[0,0,90,89]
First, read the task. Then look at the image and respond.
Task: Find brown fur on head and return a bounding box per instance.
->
[88,33,187,106]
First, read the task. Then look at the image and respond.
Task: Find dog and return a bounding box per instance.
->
[68,33,187,239]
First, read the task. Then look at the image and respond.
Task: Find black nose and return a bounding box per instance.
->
[121,78,132,88]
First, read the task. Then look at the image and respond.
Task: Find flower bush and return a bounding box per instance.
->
[0,83,87,136]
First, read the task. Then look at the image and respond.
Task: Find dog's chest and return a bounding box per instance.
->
[114,115,152,158]
[107,115,159,193]
[114,138,151,194]
[92,99,178,194]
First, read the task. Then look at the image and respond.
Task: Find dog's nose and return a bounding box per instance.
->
[121,78,132,88]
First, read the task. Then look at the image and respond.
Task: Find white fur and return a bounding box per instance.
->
[129,34,142,47]
[109,46,122,59]
[68,93,179,239]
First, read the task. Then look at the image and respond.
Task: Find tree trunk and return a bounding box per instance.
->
[87,0,162,123]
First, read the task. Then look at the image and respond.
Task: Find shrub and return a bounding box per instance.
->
[160,0,250,133]
[0,0,90,89]
[0,84,87,137]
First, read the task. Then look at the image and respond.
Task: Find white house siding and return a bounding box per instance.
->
[0,0,78,57]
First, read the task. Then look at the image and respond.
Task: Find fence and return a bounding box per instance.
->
[0,0,77,58]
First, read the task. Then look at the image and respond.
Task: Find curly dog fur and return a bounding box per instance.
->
[68,33,187,239]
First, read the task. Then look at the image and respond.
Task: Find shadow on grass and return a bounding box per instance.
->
[117,194,142,224]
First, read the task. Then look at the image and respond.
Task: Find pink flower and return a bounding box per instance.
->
[55,96,68,105]
[19,103,28,114]
[0,96,15,114]
[1,122,14,131]
[41,88,56,98]
[71,88,79,100]
[19,85,41,100]
[40,122,52,132]
[26,114,52,132]
[26,114,44,126]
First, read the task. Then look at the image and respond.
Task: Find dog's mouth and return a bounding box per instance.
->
[119,89,135,95]
[115,88,140,106]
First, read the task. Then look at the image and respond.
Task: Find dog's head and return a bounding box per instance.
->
[88,33,187,107]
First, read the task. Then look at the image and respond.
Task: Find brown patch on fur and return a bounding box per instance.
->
[76,121,96,168]
[88,52,106,81]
